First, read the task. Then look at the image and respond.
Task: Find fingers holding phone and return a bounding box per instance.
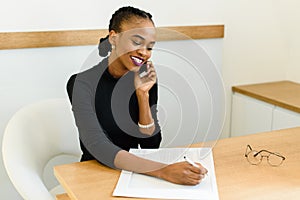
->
[135,61,156,92]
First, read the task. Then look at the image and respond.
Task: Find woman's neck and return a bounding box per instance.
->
[108,56,128,78]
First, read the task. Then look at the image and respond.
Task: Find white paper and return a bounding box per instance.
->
[113,148,219,200]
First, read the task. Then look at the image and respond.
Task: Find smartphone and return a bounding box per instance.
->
[139,62,148,78]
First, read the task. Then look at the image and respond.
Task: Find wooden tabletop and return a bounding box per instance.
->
[54,127,300,200]
[232,81,300,113]
[56,193,70,200]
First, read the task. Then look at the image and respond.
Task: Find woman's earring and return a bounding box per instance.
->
[111,45,115,49]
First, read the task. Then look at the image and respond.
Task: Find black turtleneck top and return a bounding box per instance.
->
[66,58,161,168]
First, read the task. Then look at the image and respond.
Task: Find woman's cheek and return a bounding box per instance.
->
[118,42,137,55]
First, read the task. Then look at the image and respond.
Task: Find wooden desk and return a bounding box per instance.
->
[56,193,70,200]
[54,127,300,200]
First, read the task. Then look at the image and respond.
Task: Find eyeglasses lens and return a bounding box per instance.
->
[247,151,262,165]
[268,153,284,166]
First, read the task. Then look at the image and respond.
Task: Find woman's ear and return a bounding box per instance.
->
[109,30,117,46]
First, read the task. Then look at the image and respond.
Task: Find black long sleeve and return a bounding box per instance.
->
[66,58,161,168]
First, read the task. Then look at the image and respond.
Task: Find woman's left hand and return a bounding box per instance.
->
[134,61,157,93]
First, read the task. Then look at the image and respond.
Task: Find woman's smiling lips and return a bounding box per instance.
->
[130,55,144,66]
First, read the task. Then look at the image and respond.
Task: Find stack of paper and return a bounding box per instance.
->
[113,148,219,200]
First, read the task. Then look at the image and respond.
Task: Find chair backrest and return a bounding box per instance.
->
[2,98,81,200]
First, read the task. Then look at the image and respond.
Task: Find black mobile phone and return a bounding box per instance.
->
[139,62,148,78]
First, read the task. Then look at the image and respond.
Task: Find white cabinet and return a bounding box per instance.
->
[272,107,300,130]
[231,93,274,137]
[231,93,300,137]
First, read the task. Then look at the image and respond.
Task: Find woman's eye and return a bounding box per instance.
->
[147,47,153,51]
[132,40,141,45]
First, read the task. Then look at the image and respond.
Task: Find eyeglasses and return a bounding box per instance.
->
[245,145,286,166]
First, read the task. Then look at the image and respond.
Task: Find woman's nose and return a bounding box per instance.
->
[137,47,148,57]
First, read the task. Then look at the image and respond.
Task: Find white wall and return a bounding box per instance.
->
[1,0,300,199]
[0,0,223,32]
[279,1,300,83]
[222,0,300,84]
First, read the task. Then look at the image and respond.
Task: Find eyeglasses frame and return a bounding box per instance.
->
[245,144,286,166]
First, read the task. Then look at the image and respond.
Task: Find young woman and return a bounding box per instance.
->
[67,6,207,185]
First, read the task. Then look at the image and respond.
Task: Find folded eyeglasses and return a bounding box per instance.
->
[245,145,286,166]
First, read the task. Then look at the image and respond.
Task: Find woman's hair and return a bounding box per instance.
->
[98,6,154,57]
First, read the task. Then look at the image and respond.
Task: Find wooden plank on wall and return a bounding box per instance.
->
[0,25,224,50]
[157,25,224,41]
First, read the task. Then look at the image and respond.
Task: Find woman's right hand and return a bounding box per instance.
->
[158,161,208,185]
[115,150,207,186]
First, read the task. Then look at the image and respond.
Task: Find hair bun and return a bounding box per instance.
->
[98,35,111,57]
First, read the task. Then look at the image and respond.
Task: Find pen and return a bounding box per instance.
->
[184,156,208,177]
[184,156,200,168]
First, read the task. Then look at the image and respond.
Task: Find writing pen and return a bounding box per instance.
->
[184,156,200,168]
[184,156,208,177]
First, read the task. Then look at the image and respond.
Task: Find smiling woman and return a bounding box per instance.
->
[66,6,208,186]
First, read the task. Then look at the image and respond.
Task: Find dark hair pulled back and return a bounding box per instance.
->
[98,6,154,57]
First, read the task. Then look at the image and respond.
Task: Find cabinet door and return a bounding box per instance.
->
[272,107,300,130]
[231,93,274,137]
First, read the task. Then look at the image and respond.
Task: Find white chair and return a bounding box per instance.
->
[2,98,81,200]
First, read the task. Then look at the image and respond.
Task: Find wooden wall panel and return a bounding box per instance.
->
[0,25,224,50]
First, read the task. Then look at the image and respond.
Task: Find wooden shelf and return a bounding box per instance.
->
[232,81,300,113]
[0,25,224,50]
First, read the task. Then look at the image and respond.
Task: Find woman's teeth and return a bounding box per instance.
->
[131,56,144,66]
